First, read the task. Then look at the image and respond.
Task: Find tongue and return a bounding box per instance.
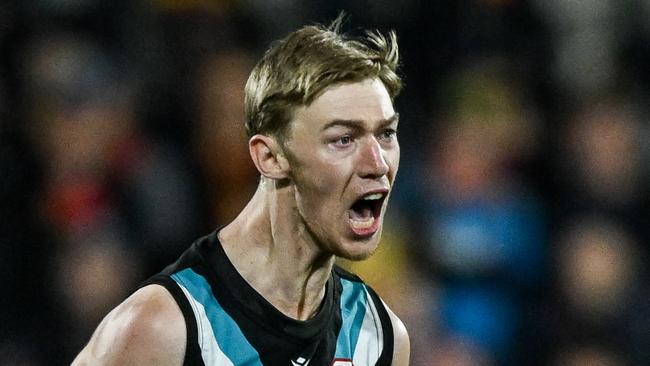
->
[349,206,375,231]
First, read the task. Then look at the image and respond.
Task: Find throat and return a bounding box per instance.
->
[250,245,334,321]
[219,197,335,320]
[268,274,329,320]
[296,282,328,320]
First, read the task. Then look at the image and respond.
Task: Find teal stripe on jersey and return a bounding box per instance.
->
[171,268,262,366]
[335,278,368,359]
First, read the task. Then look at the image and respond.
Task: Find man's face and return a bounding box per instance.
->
[284,78,400,260]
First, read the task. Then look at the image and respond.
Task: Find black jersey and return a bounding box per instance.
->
[143,231,395,366]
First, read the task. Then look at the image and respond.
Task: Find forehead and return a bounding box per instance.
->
[291,78,395,132]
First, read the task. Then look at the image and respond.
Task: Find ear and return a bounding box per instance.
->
[249,134,290,180]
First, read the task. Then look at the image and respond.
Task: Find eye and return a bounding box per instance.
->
[335,135,353,146]
[379,129,397,141]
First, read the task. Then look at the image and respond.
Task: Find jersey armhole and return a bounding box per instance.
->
[140,275,205,366]
[364,285,394,366]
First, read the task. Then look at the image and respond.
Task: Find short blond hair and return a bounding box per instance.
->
[244,17,402,141]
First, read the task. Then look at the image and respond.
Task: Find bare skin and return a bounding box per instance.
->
[72,285,185,365]
[73,78,409,365]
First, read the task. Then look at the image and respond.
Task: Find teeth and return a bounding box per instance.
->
[350,216,375,229]
[363,193,384,201]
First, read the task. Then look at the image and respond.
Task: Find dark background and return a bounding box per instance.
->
[1,1,649,365]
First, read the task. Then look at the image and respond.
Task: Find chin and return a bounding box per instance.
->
[334,235,381,261]
[338,250,375,262]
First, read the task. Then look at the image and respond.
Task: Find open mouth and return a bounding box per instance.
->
[347,192,387,235]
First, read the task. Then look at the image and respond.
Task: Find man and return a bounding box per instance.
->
[73,17,409,365]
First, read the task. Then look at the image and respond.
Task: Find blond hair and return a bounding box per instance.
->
[244,17,402,141]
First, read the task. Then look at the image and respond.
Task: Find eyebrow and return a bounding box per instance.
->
[321,113,400,131]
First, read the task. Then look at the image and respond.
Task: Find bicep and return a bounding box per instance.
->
[72,285,186,366]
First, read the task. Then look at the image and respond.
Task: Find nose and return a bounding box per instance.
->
[358,136,389,178]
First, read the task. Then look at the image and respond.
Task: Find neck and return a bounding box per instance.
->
[218,179,335,320]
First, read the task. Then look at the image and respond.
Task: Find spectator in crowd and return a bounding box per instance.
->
[19,33,199,361]
[398,61,546,365]
[192,48,258,226]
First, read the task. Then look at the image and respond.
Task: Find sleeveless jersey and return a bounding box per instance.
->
[142,231,395,366]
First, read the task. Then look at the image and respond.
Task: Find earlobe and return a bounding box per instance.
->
[249,135,290,180]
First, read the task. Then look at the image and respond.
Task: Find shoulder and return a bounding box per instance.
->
[72,284,186,366]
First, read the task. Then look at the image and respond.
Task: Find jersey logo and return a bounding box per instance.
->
[291,357,310,366]
[331,359,354,366]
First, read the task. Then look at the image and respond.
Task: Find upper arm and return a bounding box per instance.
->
[386,304,410,366]
[72,284,186,366]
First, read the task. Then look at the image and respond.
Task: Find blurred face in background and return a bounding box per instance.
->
[564,101,642,204]
[194,50,258,223]
[430,67,539,201]
[24,35,133,177]
[557,217,638,319]
[195,50,254,180]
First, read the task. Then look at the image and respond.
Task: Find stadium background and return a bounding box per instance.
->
[1,1,649,365]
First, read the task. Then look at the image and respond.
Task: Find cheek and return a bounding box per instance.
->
[296,151,349,190]
[292,162,349,216]
[296,166,340,202]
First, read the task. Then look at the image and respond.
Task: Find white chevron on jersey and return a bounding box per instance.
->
[352,286,383,365]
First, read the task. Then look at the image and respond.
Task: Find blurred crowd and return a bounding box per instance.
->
[1,1,649,365]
